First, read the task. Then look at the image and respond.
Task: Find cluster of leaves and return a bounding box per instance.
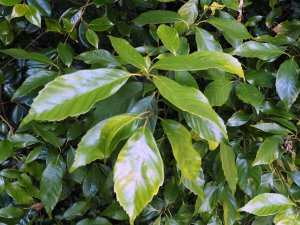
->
[0,0,300,224]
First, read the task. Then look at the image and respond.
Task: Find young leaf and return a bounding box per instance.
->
[25,5,41,27]
[276,59,300,109]
[157,24,179,54]
[114,127,164,225]
[232,41,286,61]
[206,18,252,40]
[153,51,244,79]
[162,119,201,182]
[220,143,238,194]
[57,42,73,67]
[133,10,184,26]
[175,0,198,34]
[22,69,131,123]
[195,28,222,52]
[253,136,282,166]
[239,193,294,216]
[153,76,227,143]
[40,155,66,218]
[86,29,99,49]
[11,4,27,18]
[236,83,264,108]
[109,36,148,71]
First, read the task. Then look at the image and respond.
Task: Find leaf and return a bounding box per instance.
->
[195,28,222,52]
[8,134,40,148]
[276,59,300,109]
[133,10,184,26]
[221,186,238,225]
[206,18,252,40]
[227,111,251,127]
[220,143,238,194]
[251,123,292,135]
[232,41,286,61]
[182,168,205,197]
[253,136,282,166]
[0,140,13,164]
[57,42,73,67]
[1,48,56,67]
[153,51,244,79]
[222,0,238,10]
[204,79,233,106]
[174,71,198,89]
[153,76,227,143]
[175,0,198,34]
[75,49,120,67]
[63,201,89,220]
[27,0,52,17]
[109,36,148,71]
[22,68,130,123]
[162,119,201,182]
[40,155,66,218]
[0,0,21,6]
[25,5,41,27]
[157,24,179,54]
[236,83,264,108]
[5,182,34,204]
[239,193,294,216]
[86,29,99,49]
[0,206,24,219]
[89,17,114,31]
[114,127,164,224]
[11,4,27,18]
[77,217,113,225]
[45,18,61,33]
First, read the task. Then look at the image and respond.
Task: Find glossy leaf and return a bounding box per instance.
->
[153,76,227,143]
[227,111,251,127]
[63,201,89,220]
[22,69,130,123]
[133,10,184,26]
[27,0,52,17]
[251,123,291,135]
[5,182,34,204]
[162,119,201,182]
[77,217,113,225]
[0,206,24,218]
[75,49,120,67]
[253,136,282,166]
[221,186,238,225]
[175,0,198,34]
[57,42,73,67]
[276,59,300,109]
[11,4,26,18]
[86,29,99,49]
[157,24,179,54]
[204,79,233,106]
[153,51,244,79]
[220,143,238,194]
[40,155,66,218]
[206,18,252,40]
[114,127,164,224]
[232,41,286,61]
[109,36,148,71]
[25,5,41,27]
[236,83,264,108]
[89,18,114,31]
[0,0,21,6]
[239,193,294,216]
[195,28,222,52]
[0,140,13,164]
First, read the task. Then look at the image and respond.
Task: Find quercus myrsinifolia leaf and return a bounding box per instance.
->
[114,127,164,225]
[133,10,184,26]
[161,119,201,182]
[153,76,227,143]
[239,193,294,216]
[157,24,180,54]
[22,69,131,124]
[152,51,244,80]
[70,114,141,172]
[195,27,222,52]
[276,59,300,109]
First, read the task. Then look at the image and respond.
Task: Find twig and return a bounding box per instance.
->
[237,0,244,22]
[0,114,14,136]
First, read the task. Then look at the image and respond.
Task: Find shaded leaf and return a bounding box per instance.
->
[236,83,264,108]
[204,79,233,106]
[57,42,73,67]
[0,140,13,164]
[75,49,120,67]
[133,10,184,26]
[0,206,24,219]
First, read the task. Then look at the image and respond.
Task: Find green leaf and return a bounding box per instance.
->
[222,0,238,10]
[63,201,89,220]
[40,155,66,218]
[0,140,13,164]
[232,41,286,61]
[253,136,282,166]
[101,203,128,221]
[11,4,27,18]
[22,69,130,123]
[157,24,179,54]
[206,18,252,40]
[0,21,10,35]
[174,71,198,89]
[276,59,300,109]
[77,217,113,225]
[109,36,148,71]
[195,28,222,52]
[45,18,61,33]
[57,42,73,67]
[153,76,227,143]
[0,0,21,6]
[221,186,238,225]
[8,134,40,148]
[86,29,99,49]
[227,111,251,127]
[175,0,198,34]
[0,206,24,219]
[114,127,164,224]
[220,143,238,194]
[251,123,292,135]
[75,49,120,67]
[162,119,201,182]
[236,83,264,108]
[239,193,294,216]
[153,51,244,79]
[204,79,232,106]
[133,10,184,26]
[89,18,114,31]
[25,5,41,27]
[182,168,205,197]
[32,123,60,147]
[27,0,52,17]
[5,182,34,204]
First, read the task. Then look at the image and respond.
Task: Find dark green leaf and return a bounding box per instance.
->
[0,206,24,219]
[227,111,251,127]
[86,29,99,49]
[77,217,113,225]
[25,5,41,27]
[8,134,40,148]
[0,140,13,164]
[236,83,264,108]
[5,182,34,204]
[27,0,52,17]
[89,18,114,31]
[75,49,120,67]
[57,42,73,67]
[63,201,89,220]
[133,10,184,26]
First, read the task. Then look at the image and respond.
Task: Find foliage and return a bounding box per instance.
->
[0,0,300,224]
